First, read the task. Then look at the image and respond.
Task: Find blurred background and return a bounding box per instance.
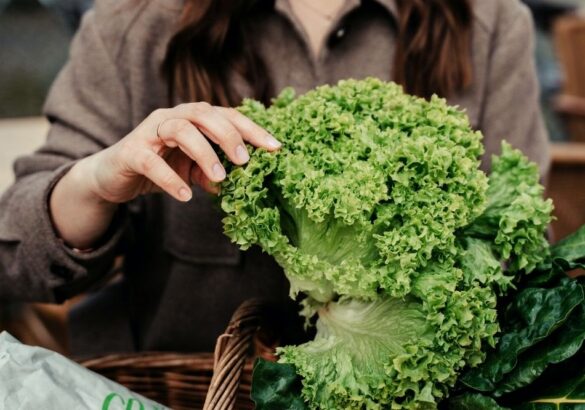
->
[1,0,585,355]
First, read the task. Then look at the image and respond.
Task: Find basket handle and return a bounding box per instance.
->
[203,299,265,410]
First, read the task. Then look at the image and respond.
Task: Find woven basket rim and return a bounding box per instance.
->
[80,351,216,369]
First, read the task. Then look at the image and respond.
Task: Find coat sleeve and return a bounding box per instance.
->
[0,8,134,303]
[479,0,550,178]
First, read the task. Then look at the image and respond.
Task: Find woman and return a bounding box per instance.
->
[0,0,548,354]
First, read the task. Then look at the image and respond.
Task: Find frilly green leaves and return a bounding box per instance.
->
[219,78,554,409]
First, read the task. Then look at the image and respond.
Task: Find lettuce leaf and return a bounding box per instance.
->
[464,143,553,274]
[278,297,434,409]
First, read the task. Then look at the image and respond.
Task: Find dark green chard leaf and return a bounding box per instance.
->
[511,364,585,410]
[551,224,585,268]
[533,225,585,285]
[447,393,510,410]
[523,267,564,288]
[250,358,308,410]
[461,278,584,391]
[493,303,585,396]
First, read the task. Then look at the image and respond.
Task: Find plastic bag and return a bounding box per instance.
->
[0,331,169,409]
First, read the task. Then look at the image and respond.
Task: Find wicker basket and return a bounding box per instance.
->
[81,299,274,410]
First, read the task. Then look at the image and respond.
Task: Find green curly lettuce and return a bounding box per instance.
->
[464,143,553,273]
[219,78,553,409]
[222,78,488,301]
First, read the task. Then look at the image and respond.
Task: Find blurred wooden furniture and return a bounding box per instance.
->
[550,14,585,241]
[549,142,585,241]
[553,14,585,141]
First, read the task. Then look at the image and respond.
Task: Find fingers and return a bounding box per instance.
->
[215,107,281,151]
[173,103,249,165]
[143,102,282,200]
[131,149,192,202]
[173,103,281,164]
[158,118,227,183]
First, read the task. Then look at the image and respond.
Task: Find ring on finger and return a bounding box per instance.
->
[156,118,171,141]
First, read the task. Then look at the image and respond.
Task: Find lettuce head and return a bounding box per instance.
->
[218,78,553,409]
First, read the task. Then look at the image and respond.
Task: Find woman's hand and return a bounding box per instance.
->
[87,102,281,202]
[50,103,281,248]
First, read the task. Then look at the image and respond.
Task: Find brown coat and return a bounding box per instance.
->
[0,0,549,354]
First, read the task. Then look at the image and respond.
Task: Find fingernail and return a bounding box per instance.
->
[212,163,226,180]
[236,144,250,163]
[266,134,282,149]
[179,187,192,201]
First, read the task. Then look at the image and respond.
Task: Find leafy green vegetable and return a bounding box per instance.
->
[550,225,585,272]
[447,393,509,410]
[464,143,553,273]
[223,79,489,302]
[219,78,553,409]
[459,237,512,293]
[450,262,585,410]
[551,224,585,263]
[251,359,307,410]
[278,297,435,409]
[529,224,585,287]
[492,303,585,397]
[513,367,585,410]
[461,278,584,392]
[446,211,585,408]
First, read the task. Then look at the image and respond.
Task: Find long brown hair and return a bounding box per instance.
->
[394,0,473,99]
[162,0,473,105]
